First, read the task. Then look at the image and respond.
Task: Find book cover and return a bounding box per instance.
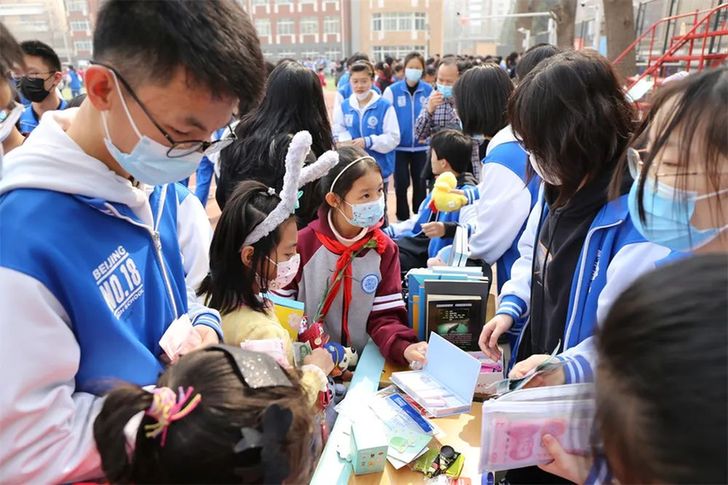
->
[427,295,482,351]
[424,280,491,351]
[266,293,305,341]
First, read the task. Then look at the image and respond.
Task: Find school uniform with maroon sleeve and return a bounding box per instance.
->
[276,207,418,365]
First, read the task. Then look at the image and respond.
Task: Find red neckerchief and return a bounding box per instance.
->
[313,228,387,345]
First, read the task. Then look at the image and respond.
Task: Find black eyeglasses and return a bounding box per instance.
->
[90,61,236,158]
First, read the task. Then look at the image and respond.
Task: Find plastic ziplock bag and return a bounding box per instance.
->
[479,383,595,473]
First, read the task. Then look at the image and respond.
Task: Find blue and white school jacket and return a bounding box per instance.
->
[334,84,383,114]
[382,80,433,152]
[495,187,672,372]
[383,172,480,258]
[0,111,220,483]
[333,92,400,179]
[469,126,540,292]
[17,98,68,136]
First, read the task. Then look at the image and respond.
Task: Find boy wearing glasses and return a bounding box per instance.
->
[0,2,264,483]
[17,40,68,136]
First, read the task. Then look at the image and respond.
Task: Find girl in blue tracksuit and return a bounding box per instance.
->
[382,51,433,221]
[332,60,400,207]
[532,64,728,485]
[477,51,674,484]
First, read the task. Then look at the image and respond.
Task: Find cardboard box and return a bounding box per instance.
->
[350,420,388,475]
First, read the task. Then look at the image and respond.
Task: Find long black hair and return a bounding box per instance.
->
[596,254,727,484]
[199,180,288,315]
[217,59,333,212]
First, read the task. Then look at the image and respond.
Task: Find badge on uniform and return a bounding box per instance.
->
[361,274,379,294]
[397,96,407,107]
[367,116,378,128]
[345,114,354,127]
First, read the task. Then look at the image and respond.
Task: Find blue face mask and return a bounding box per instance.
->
[340,196,385,228]
[628,177,728,252]
[437,84,453,98]
[102,71,203,185]
[405,68,422,83]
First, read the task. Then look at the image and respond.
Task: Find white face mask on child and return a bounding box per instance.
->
[266,254,300,291]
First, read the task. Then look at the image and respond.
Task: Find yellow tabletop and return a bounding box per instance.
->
[350,402,483,484]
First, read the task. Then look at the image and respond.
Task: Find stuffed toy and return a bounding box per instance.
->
[429,172,468,212]
[298,318,329,349]
[324,342,359,378]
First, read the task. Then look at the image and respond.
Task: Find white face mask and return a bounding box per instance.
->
[355,91,371,101]
[529,153,561,185]
[0,103,23,144]
[265,254,300,291]
[101,70,203,185]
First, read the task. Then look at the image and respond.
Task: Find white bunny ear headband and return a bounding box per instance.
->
[243,131,339,246]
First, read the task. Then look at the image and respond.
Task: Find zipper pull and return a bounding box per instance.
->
[152,231,162,251]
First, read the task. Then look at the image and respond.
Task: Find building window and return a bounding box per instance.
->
[372,45,425,61]
[279,51,296,59]
[372,12,427,32]
[74,40,93,52]
[300,0,316,4]
[415,12,426,30]
[69,20,90,32]
[275,0,292,4]
[325,49,341,59]
[323,16,339,34]
[252,0,267,4]
[255,19,271,36]
[300,17,318,34]
[67,0,88,12]
[301,50,319,58]
[372,13,382,32]
[277,19,294,35]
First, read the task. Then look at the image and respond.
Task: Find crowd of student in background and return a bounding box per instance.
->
[0,2,725,484]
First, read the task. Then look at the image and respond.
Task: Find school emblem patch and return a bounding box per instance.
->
[361,274,380,294]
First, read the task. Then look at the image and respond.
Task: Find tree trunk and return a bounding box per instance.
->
[552,0,578,49]
[603,0,637,82]
[512,0,532,51]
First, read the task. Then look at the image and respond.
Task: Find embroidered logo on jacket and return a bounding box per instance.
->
[361,274,380,294]
[397,96,407,107]
[367,115,379,128]
[344,114,354,127]
[93,245,144,317]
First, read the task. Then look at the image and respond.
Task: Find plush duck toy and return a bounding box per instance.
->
[429,172,468,212]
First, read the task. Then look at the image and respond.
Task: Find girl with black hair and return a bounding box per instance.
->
[382,52,432,221]
[510,66,728,387]
[477,51,676,483]
[453,64,514,178]
[278,146,426,366]
[216,60,334,226]
[462,64,542,303]
[94,345,318,484]
[383,51,433,221]
[199,180,334,406]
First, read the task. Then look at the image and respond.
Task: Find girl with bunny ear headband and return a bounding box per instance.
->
[198,131,338,409]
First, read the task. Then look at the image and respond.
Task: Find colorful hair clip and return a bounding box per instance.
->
[144,386,202,447]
